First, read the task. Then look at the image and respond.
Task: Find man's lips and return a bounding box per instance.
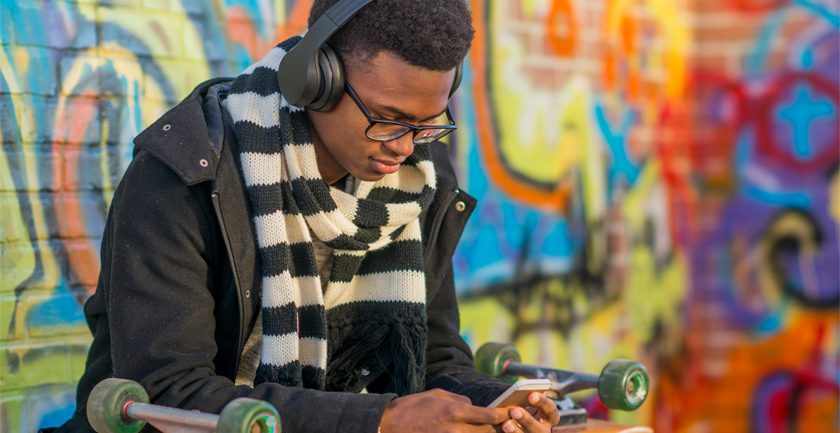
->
[372,157,404,166]
[370,157,403,174]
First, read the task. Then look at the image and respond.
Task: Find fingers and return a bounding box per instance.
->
[427,388,473,405]
[503,407,544,433]
[451,405,511,425]
[500,418,522,433]
[501,393,560,433]
[420,389,514,427]
[527,392,560,424]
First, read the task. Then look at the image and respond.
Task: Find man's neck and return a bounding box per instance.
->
[330,174,349,187]
[310,125,347,185]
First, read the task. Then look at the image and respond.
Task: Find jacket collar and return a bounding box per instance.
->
[133,77,232,186]
[132,77,464,192]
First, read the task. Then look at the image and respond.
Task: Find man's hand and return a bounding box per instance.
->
[378,389,511,433]
[498,392,561,433]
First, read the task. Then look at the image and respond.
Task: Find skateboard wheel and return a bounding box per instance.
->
[597,360,649,411]
[217,398,281,433]
[86,378,149,433]
[474,342,521,384]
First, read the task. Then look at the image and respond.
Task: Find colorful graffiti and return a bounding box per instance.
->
[453,0,838,432]
[0,1,309,430]
[1,0,838,432]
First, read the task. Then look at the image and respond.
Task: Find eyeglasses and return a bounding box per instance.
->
[344,81,457,145]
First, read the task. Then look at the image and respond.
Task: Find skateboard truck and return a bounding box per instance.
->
[475,343,649,431]
[87,378,281,433]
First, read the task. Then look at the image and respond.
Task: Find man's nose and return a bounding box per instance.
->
[384,132,415,157]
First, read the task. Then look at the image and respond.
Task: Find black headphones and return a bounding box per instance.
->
[277,0,463,112]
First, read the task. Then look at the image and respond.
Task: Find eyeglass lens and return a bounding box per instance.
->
[366,112,454,144]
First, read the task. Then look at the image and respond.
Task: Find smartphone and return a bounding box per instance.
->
[486,378,552,408]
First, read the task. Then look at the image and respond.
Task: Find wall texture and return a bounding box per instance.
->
[0,0,837,432]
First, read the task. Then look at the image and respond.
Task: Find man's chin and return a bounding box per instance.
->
[349,160,403,182]
[354,171,387,182]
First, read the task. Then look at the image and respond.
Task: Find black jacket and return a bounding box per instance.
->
[51,79,506,433]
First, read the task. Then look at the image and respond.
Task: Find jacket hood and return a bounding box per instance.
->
[133,77,233,186]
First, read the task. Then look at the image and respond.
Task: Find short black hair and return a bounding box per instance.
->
[308,0,474,72]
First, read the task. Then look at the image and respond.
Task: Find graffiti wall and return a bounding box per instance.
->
[0,0,312,430]
[453,0,839,432]
[0,0,837,432]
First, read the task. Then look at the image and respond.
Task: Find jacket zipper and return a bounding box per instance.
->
[211,188,245,376]
[424,187,460,264]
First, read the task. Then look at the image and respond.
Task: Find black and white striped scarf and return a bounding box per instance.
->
[225,37,436,394]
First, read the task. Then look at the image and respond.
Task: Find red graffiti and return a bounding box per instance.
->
[689,70,749,189]
[755,72,839,172]
[656,101,698,247]
[759,322,840,433]
[726,0,792,13]
[687,70,838,175]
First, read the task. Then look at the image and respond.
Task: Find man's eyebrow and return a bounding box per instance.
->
[378,104,447,123]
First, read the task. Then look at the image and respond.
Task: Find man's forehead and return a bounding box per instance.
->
[346,51,455,90]
[346,52,455,119]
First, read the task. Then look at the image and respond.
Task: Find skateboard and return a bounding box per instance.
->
[474,343,652,433]
[86,379,281,433]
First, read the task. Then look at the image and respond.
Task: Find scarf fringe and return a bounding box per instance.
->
[326,310,427,395]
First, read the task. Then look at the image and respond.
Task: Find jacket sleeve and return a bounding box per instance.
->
[420,183,510,407]
[424,264,510,406]
[102,151,394,433]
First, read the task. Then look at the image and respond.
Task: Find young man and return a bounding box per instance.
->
[48,1,560,432]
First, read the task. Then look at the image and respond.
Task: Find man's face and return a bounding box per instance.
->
[307,51,457,184]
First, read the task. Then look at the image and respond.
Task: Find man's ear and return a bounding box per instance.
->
[450,63,463,97]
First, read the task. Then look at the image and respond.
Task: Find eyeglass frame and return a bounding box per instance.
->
[343,81,458,145]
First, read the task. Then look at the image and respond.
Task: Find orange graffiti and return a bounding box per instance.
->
[227,0,312,60]
[52,92,102,293]
[470,0,571,212]
[603,0,642,101]
[546,0,578,57]
[602,0,661,102]
[655,313,839,433]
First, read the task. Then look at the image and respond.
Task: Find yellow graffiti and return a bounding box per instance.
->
[489,0,597,186]
[89,6,212,100]
[604,0,690,107]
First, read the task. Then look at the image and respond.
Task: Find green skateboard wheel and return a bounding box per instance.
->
[474,342,521,384]
[86,378,149,433]
[597,360,649,411]
[217,398,281,433]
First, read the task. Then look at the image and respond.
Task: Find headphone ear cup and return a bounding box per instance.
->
[308,44,345,112]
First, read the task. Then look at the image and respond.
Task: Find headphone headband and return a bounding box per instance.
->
[324,0,375,24]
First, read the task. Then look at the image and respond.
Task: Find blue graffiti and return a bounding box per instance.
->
[777,83,836,159]
[594,102,640,199]
[797,0,840,27]
[452,65,577,293]
[735,129,813,208]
